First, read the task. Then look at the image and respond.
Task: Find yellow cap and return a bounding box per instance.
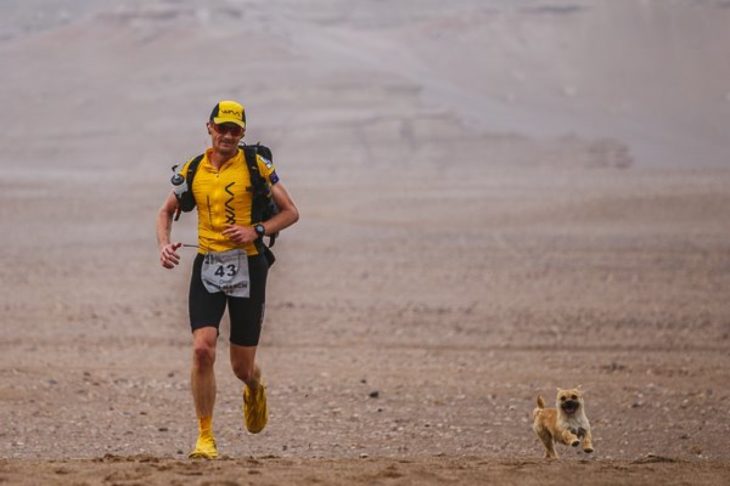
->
[210,100,246,128]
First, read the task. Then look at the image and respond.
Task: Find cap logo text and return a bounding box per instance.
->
[221,109,242,118]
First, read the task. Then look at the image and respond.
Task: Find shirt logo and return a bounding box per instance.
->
[224,182,236,224]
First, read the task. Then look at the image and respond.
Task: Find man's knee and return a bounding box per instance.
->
[231,362,255,382]
[192,341,216,369]
[192,327,218,367]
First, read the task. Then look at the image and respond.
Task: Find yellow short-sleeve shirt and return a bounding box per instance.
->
[181,147,277,255]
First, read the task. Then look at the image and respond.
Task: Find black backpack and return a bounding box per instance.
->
[173,143,279,258]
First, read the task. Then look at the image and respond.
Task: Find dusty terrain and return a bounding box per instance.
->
[1,0,729,484]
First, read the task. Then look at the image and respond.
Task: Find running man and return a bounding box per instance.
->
[156,100,299,459]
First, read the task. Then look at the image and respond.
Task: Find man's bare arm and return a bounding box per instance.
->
[156,191,182,269]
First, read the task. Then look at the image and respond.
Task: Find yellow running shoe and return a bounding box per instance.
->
[188,433,218,459]
[243,379,268,434]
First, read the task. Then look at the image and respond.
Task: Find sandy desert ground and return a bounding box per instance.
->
[1,0,729,484]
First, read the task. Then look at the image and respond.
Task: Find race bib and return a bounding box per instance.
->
[200,249,250,297]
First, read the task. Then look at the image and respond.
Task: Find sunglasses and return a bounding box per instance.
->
[211,123,244,137]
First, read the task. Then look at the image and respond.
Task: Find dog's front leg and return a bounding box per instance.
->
[582,428,594,453]
[560,428,580,447]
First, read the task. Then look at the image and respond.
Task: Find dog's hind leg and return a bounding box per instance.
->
[543,437,558,459]
[535,427,558,459]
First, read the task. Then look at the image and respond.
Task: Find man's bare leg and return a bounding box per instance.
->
[189,326,218,458]
[230,343,268,433]
[230,343,259,389]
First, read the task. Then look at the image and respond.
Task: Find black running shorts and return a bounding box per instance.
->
[189,252,268,346]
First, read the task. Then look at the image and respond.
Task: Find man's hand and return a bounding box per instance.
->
[160,242,182,269]
[222,225,258,245]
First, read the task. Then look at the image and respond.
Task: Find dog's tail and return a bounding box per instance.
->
[532,395,546,420]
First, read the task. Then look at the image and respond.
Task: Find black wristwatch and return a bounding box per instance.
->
[254,223,266,239]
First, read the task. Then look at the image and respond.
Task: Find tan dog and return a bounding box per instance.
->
[532,387,594,459]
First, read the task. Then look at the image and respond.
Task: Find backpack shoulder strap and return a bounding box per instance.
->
[177,153,204,214]
[241,145,278,260]
[186,153,205,187]
[242,145,267,194]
